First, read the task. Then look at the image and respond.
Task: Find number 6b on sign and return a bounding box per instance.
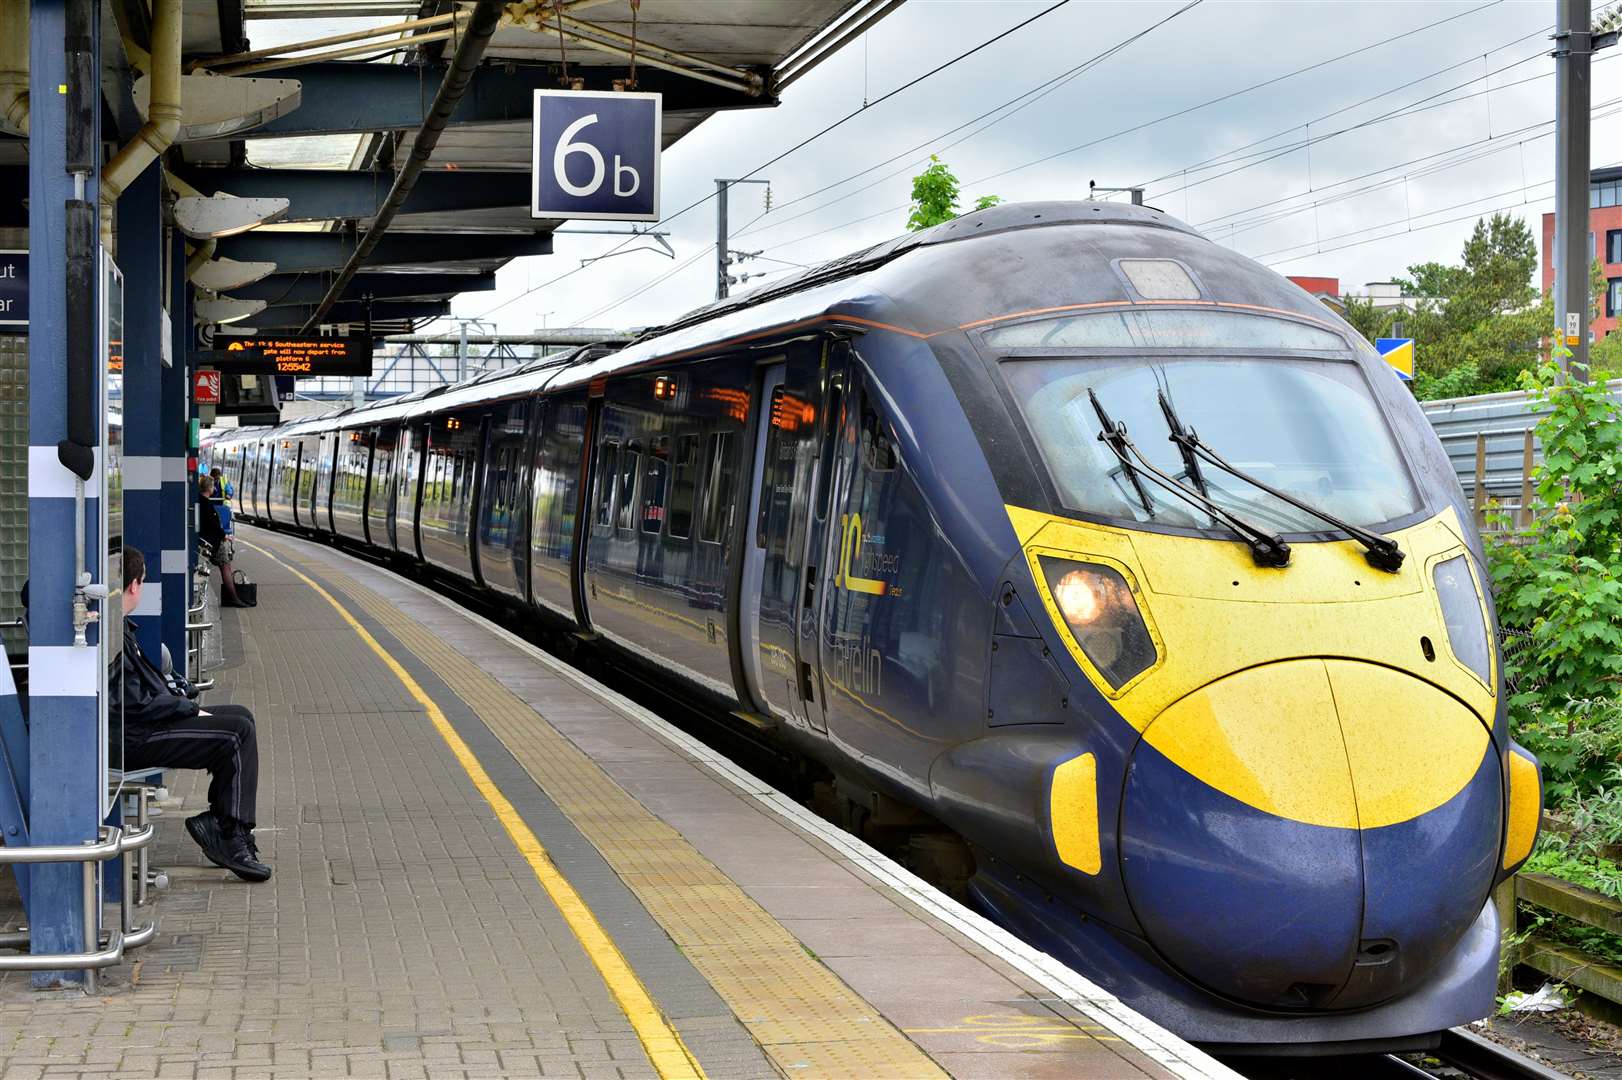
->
[531,89,662,222]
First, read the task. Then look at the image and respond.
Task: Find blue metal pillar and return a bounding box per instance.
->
[162,230,189,675]
[26,0,102,985]
[120,167,165,661]
[165,235,190,673]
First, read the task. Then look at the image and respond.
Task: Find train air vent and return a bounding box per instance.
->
[1117,258,1200,300]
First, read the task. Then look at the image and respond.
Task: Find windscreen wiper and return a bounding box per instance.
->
[1091,390,1156,517]
[1155,390,1405,573]
[1089,390,1291,568]
[1158,391,1208,496]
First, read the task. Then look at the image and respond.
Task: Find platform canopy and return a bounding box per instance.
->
[10,0,891,336]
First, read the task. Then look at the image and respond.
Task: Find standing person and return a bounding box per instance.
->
[112,547,271,881]
[209,466,233,502]
[199,475,247,607]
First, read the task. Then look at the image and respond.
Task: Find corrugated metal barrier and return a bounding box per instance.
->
[1420,379,1622,525]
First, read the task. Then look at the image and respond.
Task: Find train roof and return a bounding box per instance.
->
[224,200,1353,438]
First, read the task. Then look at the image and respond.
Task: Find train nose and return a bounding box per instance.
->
[1119,659,1500,1010]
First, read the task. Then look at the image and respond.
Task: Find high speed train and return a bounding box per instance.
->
[207,200,1541,1051]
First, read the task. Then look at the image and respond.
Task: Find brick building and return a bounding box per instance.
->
[1541,164,1622,343]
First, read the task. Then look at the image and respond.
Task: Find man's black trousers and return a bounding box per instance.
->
[124,704,259,827]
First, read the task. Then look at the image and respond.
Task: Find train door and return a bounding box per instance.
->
[750,342,841,730]
[796,345,851,733]
[738,364,784,712]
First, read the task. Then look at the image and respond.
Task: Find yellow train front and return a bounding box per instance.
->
[895,204,1545,1051]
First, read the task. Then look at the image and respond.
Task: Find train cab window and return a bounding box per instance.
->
[699,432,737,544]
[666,435,698,539]
[642,437,669,534]
[615,446,641,533]
[1001,354,1422,532]
[595,442,619,529]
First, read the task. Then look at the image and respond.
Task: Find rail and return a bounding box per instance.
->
[1427,1027,1571,1080]
[0,823,156,990]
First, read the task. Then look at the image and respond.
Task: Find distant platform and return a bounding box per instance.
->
[0,527,1231,1080]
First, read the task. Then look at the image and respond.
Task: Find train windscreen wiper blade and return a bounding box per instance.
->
[1089,390,1291,568]
[1154,390,1405,573]
[1157,390,1208,496]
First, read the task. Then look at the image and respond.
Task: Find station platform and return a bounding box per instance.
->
[0,527,1232,1080]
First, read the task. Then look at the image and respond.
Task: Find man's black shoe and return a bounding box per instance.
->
[184,812,228,868]
[223,827,272,883]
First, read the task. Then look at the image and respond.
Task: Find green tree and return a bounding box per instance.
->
[1358,213,1546,399]
[906,156,1000,231]
[1594,331,1622,368]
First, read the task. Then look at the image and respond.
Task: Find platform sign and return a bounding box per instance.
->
[531,90,661,221]
[194,369,222,404]
[0,250,25,329]
[201,336,373,376]
[1375,337,1414,381]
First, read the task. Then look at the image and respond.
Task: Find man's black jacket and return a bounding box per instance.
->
[110,621,199,728]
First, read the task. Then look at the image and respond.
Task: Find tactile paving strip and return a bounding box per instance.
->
[296,553,949,1080]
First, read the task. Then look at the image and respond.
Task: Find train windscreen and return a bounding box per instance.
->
[998,347,1421,533]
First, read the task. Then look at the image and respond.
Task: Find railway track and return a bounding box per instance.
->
[1228,1027,1577,1080]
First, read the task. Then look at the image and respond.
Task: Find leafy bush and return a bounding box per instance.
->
[1512,700,1622,804]
[1487,360,1622,714]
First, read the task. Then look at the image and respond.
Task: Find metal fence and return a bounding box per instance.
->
[1420,379,1622,528]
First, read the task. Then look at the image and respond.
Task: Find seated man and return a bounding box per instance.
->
[111,547,271,882]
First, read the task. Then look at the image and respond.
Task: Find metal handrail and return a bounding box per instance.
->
[0,825,157,986]
[0,824,153,864]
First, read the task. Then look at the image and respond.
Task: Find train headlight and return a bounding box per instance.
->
[1040,559,1157,689]
[1433,555,1490,685]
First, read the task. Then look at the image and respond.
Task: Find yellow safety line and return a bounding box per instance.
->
[239,538,705,1080]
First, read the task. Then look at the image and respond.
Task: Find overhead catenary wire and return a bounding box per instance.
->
[732,0,1207,240]
[743,52,1622,270]
[739,0,1505,243]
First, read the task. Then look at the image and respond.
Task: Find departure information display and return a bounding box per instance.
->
[201,336,373,376]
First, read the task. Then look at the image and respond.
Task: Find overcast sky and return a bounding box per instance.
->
[278,0,1622,334]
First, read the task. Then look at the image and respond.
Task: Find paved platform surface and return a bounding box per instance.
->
[0,526,1229,1080]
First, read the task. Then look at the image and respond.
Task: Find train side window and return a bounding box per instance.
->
[596,442,619,529]
[666,434,698,539]
[642,437,669,534]
[814,376,844,522]
[699,431,737,544]
[861,402,898,472]
[615,445,640,533]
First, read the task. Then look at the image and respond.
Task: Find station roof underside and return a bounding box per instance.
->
[0,0,883,336]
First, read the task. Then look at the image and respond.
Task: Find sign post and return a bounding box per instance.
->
[531,90,661,221]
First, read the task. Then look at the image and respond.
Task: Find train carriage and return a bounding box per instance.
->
[214,200,1542,1052]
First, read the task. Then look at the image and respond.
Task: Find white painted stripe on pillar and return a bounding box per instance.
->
[28,446,101,500]
[124,456,163,491]
[165,457,190,484]
[133,584,162,617]
[161,549,188,575]
[27,645,100,696]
